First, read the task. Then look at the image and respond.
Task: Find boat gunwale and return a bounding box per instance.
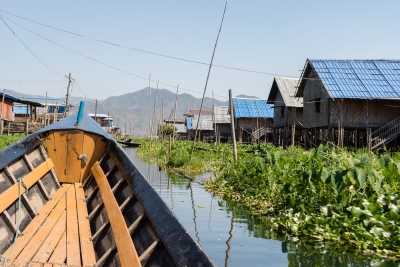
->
[0,112,216,267]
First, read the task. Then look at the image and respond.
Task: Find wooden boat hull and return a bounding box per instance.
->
[0,113,215,267]
[116,141,141,147]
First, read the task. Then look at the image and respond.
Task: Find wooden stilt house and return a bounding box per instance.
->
[295,59,400,151]
[184,109,214,142]
[213,106,231,143]
[267,77,303,146]
[232,98,274,144]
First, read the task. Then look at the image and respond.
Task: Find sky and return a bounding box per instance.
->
[1,1,400,102]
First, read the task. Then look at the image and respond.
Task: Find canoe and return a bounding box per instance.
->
[116,140,141,147]
[0,111,215,267]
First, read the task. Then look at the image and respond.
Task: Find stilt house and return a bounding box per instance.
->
[295,59,400,151]
[184,109,214,141]
[232,98,274,143]
[267,77,303,146]
[213,106,231,142]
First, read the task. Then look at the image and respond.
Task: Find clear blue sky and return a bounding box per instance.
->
[1,1,399,101]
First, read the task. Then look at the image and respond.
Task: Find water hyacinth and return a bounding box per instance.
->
[206,143,400,259]
[138,139,400,259]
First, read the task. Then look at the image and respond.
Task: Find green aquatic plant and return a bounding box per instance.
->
[0,133,25,149]
[206,144,400,259]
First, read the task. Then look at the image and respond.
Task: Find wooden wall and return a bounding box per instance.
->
[1,99,14,121]
[43,131,106,183]
[328,99,400,129]
[236,118,272,130]
[301,69,330,128]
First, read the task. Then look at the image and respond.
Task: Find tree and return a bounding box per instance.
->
[158,124,177,138]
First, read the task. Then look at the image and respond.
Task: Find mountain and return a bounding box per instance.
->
[235,94,260,99]
[5,88,260,136]
[75,88,229,136]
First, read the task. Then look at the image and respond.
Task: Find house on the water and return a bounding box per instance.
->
[184,109,214,141]
[0,93,44,134]
[88,113,119,134]
[267,77,303,146]
[232,98,274,143]
[295,59,400,151]
[15,97,75,127]
[213,106,231,142]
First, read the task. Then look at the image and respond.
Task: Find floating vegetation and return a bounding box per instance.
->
[206,143,400,260]
[137,139,400,260]
[0,133,25,149]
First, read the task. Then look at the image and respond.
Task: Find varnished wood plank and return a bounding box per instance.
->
[66,185,80,266]
[0,159,54,214]
[14,194,66,263]
[75,184,96,266]
[91,161,141,267]
[31,210,66,263]
[43,132,68,183]
[23,262,41,267]
[81,134,106,184]
[43,131,106,184]
[4,167,36,218]
[2,184,71,260]
[66,131,84,183]
[48,231,66,264]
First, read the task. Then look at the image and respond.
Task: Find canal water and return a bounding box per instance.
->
[124,147,393,267]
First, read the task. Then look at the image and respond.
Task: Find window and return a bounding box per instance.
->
[315,98,321,113]
[280,107,284,119]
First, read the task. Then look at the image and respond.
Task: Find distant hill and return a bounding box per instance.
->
[5,88,263,136]
[78,88,229,136]
[235,94,260,99]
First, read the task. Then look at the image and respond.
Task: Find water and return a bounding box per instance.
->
[124,147,395,267]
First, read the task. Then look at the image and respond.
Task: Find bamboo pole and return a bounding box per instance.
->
[150,80,159,148]
[190,2,227,162]
[172,85,179,143]
[45,92,48,126]
[229,89,237,163]
[161,99,164,145]
[0,89,5,135]
[149,73,152,143]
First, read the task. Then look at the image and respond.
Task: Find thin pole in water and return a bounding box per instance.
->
[190,2,228,161]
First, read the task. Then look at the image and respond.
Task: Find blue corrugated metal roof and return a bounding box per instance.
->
[232,98,273,118]
[300,59,400,99]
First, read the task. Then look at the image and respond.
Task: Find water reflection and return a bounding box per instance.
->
[124,147,398,267]
[189,180,200,243]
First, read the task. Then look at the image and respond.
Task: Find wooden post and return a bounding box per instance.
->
[64,73,72,118]
[45,92,48,126]
[148,73,152,143]
[355,129,358,149]
[94,99,98,123]
[229,89,237,163]
[0,89,5,135]
[26,104,29,135]
[291,124,295,146]
[161,99,164,145]
[172,84,179,144]
[212,91,216,143]
[151,80,159,146]
[169,135,172,154]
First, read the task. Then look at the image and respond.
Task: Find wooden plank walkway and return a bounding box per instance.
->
[1,183,96,267]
